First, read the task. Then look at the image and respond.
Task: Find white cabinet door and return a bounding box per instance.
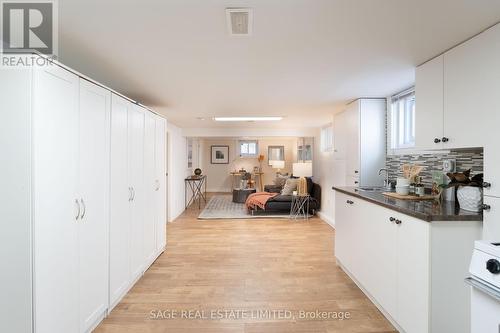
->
[109,94,131,308]
[443,24,500,149]
[395,213,430,333]
[334,192,357,269]
[483,196,500,240]
[359,203,397,317]
[129,105,145,280]
[345,102,360,177]
[32,65,80,333]
[143,112,157,265]
[155,116,167,252]
[484,145,500,198]
[78,80,111,332]
[415,55,444,150]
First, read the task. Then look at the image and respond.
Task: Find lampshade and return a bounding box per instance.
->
[292,162,312,177]
[270,160,285,169]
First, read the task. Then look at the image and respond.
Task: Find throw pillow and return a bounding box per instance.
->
[273,174,289,187]
[281,178,299,195]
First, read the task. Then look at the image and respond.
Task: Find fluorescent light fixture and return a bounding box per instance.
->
[213,116,283,122]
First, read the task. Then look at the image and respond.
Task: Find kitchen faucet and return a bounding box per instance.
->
[378,168,391,189]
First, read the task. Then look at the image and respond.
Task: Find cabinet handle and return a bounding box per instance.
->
[389,217,395,222]
[346,200,354,205]
[483,182,492,189]
[395,219,402,225]
[75,199,80,220]
[128,187,133,201]
[131,187,135,201]
[80,199,86,220]
[155,180,160,191]
[482,204,491,211]
[354,181,359,184]
[434,138,441,144]
[354,170,359,174]
[442,137,449,143]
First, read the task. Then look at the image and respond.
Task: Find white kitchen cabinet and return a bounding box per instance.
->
[333,99,386,187]
[77,79,111,332]
[2,58,167,333]
[414,23,500,150]
[443,23,500,149]
[334,191,480,333]
[483,196,500,240]
[129,105,145,281]
[359,200,398,317]
[155,116,168,252]
[109,95,133,308]
[394,212,430,333]
[32,64,80,333]
[415,55,444,150]
[144,113,157,265]
[484,145,500,198]
[109,97,167,311]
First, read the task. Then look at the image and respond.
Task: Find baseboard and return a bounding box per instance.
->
[317,211,335,228]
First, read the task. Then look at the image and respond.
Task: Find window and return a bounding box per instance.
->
[320,124,334,152]
[239,140,258,158]
[390,88,415,149]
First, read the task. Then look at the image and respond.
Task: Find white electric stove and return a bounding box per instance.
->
[466,241,500,333]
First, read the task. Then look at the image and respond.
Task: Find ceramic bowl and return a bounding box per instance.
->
[396,185,410,196]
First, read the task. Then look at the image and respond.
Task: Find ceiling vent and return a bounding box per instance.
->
[226,8,253,36]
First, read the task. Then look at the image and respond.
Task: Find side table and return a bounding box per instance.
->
[185,175,207,209]
[289,194,310,220]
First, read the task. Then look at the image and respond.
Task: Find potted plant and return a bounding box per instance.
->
[441,170,484,212]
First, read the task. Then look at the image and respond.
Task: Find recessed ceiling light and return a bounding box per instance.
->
[213,116,283,122]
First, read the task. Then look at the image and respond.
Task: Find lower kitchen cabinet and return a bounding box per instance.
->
[335,192,481,333]
[483,196,500,240]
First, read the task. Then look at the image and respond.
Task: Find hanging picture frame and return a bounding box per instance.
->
[211,145,229,164]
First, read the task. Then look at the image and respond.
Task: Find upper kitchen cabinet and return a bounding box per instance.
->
[414,23,500,150]
[415,55,444,150]
[443,23,500,149]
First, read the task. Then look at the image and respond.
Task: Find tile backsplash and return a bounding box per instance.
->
[386,150,483,186]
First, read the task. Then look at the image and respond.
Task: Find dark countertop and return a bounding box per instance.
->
[333,186,483,222]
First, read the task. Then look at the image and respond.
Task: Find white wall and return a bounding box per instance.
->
[167,123,190,222]
[313,126,336,228]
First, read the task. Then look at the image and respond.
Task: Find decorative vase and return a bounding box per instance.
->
[457,186,483,212]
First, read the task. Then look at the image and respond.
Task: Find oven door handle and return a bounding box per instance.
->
[465,277,500,302]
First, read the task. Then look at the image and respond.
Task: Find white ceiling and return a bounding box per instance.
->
[58,0,500,129]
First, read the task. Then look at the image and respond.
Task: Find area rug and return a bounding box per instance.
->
[197,195,290,219]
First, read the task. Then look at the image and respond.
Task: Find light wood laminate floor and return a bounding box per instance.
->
[95,194,397,333]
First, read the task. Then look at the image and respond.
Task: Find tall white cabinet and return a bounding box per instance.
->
[32,64,81,333]
[1,59,167,333]
[333,98,386,187]
[77,79,111,332]
[109,95,168,311]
